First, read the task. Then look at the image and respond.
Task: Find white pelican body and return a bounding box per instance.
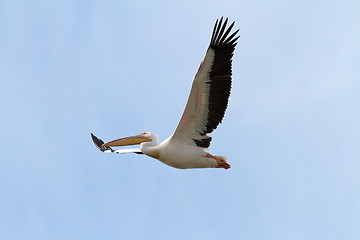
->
[91,17,239,169]
[141,135,218,169]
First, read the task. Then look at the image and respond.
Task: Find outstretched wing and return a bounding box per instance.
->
[91,133,143,154]
[171,17,239,148]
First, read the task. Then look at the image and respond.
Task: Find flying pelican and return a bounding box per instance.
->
[91,17,239,169]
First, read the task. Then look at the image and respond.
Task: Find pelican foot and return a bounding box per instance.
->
[215,158,231,169]
[206,154,231,169]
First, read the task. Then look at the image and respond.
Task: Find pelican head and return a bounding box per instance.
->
[102,132,156,147]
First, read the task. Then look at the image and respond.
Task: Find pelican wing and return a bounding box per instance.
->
[91,133,143,154]
[171,17,239,148]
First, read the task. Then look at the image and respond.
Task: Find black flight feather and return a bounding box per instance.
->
[193,17,239,148]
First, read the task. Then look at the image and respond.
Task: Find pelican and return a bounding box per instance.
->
[91,17,239,169]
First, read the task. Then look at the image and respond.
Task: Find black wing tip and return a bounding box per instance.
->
[210,17,239,47]
[91,133,113,152]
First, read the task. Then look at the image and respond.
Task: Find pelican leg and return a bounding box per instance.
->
[205,153,230,169]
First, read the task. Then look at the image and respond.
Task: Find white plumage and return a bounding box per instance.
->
[91,17,239,169]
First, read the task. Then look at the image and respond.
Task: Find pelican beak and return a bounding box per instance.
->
[102,134,151,147]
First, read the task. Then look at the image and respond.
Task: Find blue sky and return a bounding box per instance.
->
[1,0,359,239]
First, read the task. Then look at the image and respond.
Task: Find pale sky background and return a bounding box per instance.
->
[1,0,360,239]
